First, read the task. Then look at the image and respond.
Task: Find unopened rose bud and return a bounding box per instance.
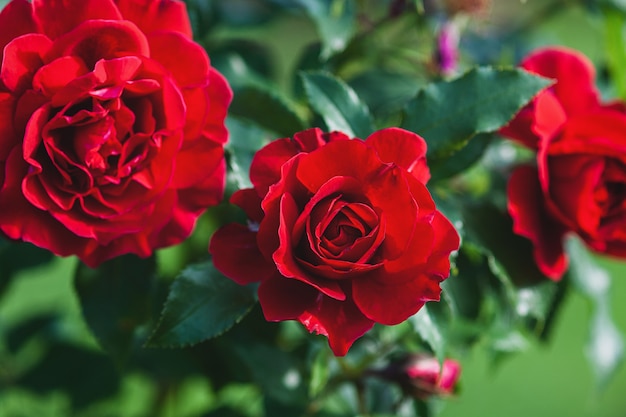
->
[373,355,461,399]
[405,356,461,398]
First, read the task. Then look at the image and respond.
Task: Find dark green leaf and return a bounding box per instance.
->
[74,255,156,366]
[566,237,625,390]
[297,0,356,60]
[429,133,493,182]
[348,70,422,119]
[300,71,375,138]
[461,200,547,287]
[208,39,275,82]
[17,342,120,409]
[6,313,57,354]
[148,261,256,347]
[459,199,560,342]
[235,343,307,404]
[402,67,551,159]
[410,302,450,364]
[309,345,331,398]
[264,397,307,417]
[225,116,274,195]
[0,241,54,283]
[183,0,217,37]
[230,85,306,137]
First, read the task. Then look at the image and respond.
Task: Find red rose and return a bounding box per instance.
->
[210,128,459,356]
[501,47,626,280]
[0,0,232,267]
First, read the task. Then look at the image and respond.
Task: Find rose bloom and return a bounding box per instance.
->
[0,0,231,267]
[210,128,460,355]
[500,47,626,280]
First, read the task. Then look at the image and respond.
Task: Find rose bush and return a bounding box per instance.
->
[500,47,626,280]
[210,127,460,355]
[0,0,231,267]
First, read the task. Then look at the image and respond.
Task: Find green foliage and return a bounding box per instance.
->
[566,237,625,390]
[230,85,306,137]
[74,255,156,367]
[402,68,552,159]
[148,261,257,348]
[297,0,357,60]
[603,7,626,99]
[300,71,375,138]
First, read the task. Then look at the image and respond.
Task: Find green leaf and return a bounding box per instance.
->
[309,345,331,398]
[566,237,625,390]
[604,7,626,100]
[234,343,307,404]
[230,85,305,137]
[461,200,547,287]
[402,67,552,159]
[148,261,256,347]
[225,116,274,194]
[74,255,156,366]
[297,0,356,60]
[411,303,449,363]
[348,70,422,119]
[300,71,375,138]
[0,241,54,284]
[429,133,493,182]
[17,342,120,409]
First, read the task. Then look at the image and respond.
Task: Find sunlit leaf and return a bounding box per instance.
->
[411,303,450,364]
[300,71,375,138]
[402,67,551,159]
[604,7,626,99]
[297,0,356,60]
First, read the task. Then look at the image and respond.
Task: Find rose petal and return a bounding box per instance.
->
[352,271,440,325]
[115,0,192,38]
[33,0,122,39]
[521,47,600,115]
[258,273,318,321]
[1,33,52,93]
[46,20,150,69]
[545,155,605,235]
[231,188,264,223]
[508,165,568,280]
[259,275,377,355]
[148,32,209,88]
[32,56,90,98]
[273,193,347,300]
[210,223,275,285]
[0,0,38,63]
[366,127,430,184]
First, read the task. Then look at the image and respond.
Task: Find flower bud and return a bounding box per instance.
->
[374,355,461,399]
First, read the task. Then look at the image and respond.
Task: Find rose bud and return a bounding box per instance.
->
[374,355,461,399]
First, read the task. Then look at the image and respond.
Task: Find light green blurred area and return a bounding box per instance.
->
[440,256,626,417]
